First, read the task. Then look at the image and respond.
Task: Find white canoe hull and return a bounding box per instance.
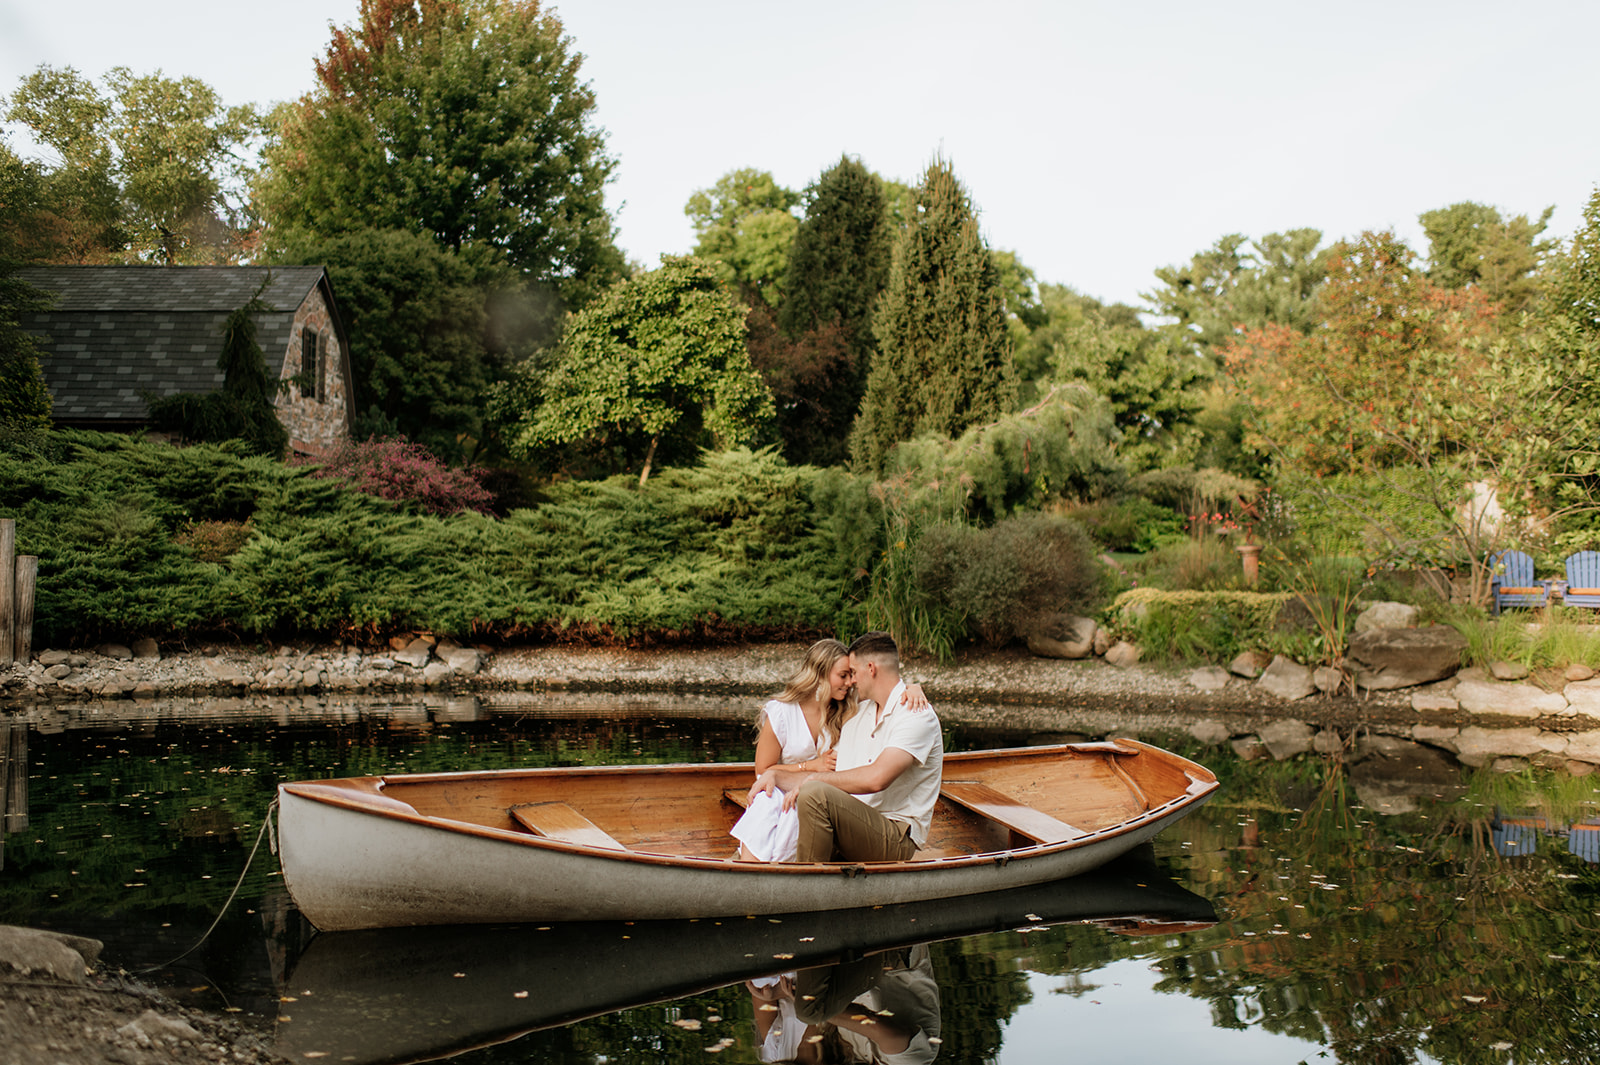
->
[277,745,1217,930]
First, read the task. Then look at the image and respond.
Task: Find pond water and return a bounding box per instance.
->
[2,694,1598,1064]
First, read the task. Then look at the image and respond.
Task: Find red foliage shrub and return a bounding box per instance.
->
[299,437,494,516]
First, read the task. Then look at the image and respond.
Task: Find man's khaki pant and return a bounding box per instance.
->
[794,780,917,863]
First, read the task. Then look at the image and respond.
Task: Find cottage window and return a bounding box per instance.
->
[300,327,322,401]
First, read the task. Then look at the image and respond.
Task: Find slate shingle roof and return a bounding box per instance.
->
[17,265,338,424]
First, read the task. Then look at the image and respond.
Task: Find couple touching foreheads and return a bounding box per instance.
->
[732,632,943,864]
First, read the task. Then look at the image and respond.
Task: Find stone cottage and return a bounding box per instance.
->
[18,265,355,458]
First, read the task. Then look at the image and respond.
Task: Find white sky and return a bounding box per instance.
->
[4,0,1597,307]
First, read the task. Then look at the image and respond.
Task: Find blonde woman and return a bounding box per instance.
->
[732,639,927,862]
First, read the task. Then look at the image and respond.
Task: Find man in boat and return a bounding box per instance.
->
[749,631,943,863]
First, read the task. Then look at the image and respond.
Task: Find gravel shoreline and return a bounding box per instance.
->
[2,637,1419,726]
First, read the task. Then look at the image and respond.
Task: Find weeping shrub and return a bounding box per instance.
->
[913,512,1102,648]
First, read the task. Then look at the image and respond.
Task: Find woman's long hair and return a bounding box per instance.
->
[772,638,856,748]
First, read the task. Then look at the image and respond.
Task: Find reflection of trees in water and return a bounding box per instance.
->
[929,940,1030,1063]
[1159,754,1600,1063]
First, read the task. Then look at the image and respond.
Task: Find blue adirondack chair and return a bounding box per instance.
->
[1564,551,1600,609]
[1490,549,1548,614]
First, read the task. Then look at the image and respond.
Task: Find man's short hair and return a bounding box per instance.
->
[849,631,899,667]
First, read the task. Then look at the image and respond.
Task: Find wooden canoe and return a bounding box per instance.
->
[274,850,1216,1065]
[276,739,1219,931]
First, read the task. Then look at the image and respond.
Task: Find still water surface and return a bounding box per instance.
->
[1,695,1597,1063]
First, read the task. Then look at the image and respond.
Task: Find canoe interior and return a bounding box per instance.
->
[351,741,1215,862]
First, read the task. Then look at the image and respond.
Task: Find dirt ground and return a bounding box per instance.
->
[0,977,284,1065]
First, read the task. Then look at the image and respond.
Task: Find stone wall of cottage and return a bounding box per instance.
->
[275,286,351,458]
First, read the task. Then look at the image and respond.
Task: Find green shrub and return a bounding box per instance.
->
[1132,537,1252,592]
[173,520,253,563]
[1112,588,1291,664]
[1063,496,1184,553]
[914,512,1102,648]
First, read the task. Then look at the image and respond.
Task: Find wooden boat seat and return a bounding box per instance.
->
[723,787,751,809]
[939,780,1084,845]
[509,802,627,851]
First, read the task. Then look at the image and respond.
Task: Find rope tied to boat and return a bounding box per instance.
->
[841,864,866,879]
[132,799,278,976]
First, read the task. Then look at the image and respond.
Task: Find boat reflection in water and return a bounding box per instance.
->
[276,849,1215,1064]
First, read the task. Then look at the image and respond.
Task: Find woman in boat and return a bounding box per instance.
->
[731,639,926,862]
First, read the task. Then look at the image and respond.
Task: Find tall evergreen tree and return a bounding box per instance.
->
[751,155,890,467]
[853,158,1015,472]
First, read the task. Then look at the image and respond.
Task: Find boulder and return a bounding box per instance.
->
[1567,664,1596,682]
[421,661,454,686]
[1026,614,1098,660]
[117,1009,202,1047]
[36,649,70,667]
[1455,678,1567,718]
[1260,719,1315,760]
[131,636,160,660]
[1313,666,1345,694]
[1353,601,1419,634]
[1410,686,1460,712]
[95,642,133,660]
[0,925,102,983]
[394,641,433,669]
[1228,651,1271,679]
[200,657,249,686]
[1187,667,1230,692]
[1257,655,1316,701]
[1093,626,1113,657]
[1453,726,1567,767]
[1103,641,1141,668]
[445,648,483,676]
[1489,660,1530,681]
[44,664,72,680]
[1347,625,1468,690]
[1563,678,1600,715]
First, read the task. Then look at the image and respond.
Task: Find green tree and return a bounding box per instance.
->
[0,260,52,436]
[1034,289,1211,471]
[1146,229,1329,360]
[854,158,1016,472]
[257,0,623,311]
[1420,200,1556,315]
[3,64,258,264]
[684,167,800,309]
[755,155,891,466]
[503,256,773,484]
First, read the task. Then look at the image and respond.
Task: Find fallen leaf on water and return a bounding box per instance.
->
[928,1037,942,1045]
[672,1018,703,1031]
[773,952,794,960]
[805,1035,824,1044]
[1025,913,1040,921]
[453,973,466,978]
[1490,1042,1513,1051]
[799,936,815,942]
[758,1004,778,1012]
[303,1053,327,1059]
[1463,995,1487,1004]
[513,991,529,999]
[704,1037,735,1052]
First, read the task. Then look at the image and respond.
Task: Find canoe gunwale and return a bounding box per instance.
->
[276,740,1220,876]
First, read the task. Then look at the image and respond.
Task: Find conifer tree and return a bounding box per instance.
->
[853,158,1015,472]
[752,156,890,467]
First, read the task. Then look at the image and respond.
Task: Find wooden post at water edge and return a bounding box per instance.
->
[14,555,36,664]
[0,518,13,668]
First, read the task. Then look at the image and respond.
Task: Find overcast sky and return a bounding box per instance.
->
[4,0,1597,307]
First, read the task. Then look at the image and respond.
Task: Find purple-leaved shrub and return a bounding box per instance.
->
[299,437,494,516]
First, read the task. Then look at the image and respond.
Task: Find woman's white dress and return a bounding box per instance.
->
[730,699,826,862]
